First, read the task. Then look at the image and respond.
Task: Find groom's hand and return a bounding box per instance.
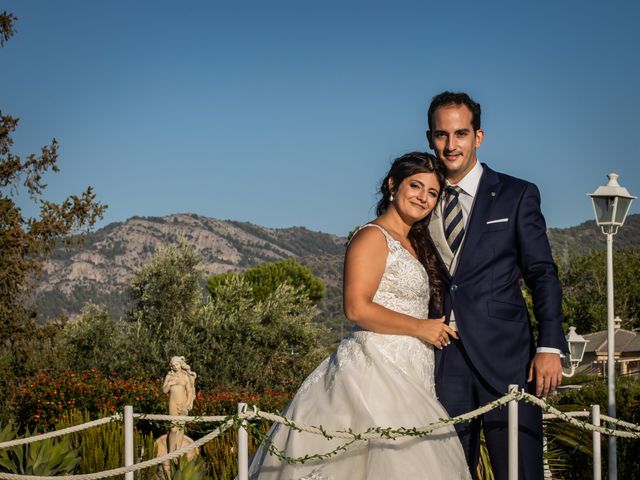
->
[527,353,563,397]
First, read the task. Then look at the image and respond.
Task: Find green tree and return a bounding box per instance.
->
[124,244,326,389]
[0,11,17,47]
[126,240,206,375]
[59,243,327,391]
[0,111,106,341]
[62,304,129,374]
[0,11,106,417]
[129,240,203,331]
[206,258,326,304]
[560,249,640,333]
[203,275,326,390]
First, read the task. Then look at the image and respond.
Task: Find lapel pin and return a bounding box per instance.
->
[491,192,496,197]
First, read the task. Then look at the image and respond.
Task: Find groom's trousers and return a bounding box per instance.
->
[435,337,543,480]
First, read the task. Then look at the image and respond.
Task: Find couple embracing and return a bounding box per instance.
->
[248,92,569,479]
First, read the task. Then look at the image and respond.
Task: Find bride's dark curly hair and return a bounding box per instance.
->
[376,152,447,312]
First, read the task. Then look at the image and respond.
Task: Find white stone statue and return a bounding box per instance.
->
[156,356,198,477]
[162,356,197,452]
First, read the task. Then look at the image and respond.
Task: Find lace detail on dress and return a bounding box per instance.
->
[297,334,372,395]
[352,331,436,394]
[295,469,328,480]
[358,224,430,319]
[353,224,436,391]
[297,224,436,396]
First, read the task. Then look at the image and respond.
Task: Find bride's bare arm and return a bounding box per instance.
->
[343,227,457,347]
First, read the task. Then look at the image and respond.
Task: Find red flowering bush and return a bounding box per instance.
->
[15,369,293,434]
[192,385,292,416]
[16,370,165,430]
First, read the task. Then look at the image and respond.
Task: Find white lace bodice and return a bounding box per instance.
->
[363,223,430,319]
[298,223,436,397]
[348,223,435,390]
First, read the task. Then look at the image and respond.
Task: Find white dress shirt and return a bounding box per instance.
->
[440,159,483,227]
[444,160,561,356]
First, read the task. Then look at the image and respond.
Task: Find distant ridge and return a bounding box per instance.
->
[33,213,345,321]
[547,213,640,263]
[31,213,639,329]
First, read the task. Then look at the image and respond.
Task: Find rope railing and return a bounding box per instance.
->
[543,410,590,420]
[1,390,639,480]
[519,391,640,439]
[0,417,237,480]
[600,414,640,432]
[0,415,121,449]
[543,409,640,431]
[133,413,228,422]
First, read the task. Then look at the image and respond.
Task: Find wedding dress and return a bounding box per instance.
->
[248,224,471,479]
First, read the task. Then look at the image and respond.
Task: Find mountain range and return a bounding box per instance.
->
[31,213,640,338]
[32,214,346,324]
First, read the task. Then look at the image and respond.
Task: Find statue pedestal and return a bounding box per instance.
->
[155,434,199,479]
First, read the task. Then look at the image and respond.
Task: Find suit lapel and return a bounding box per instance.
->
[428,204,454,276]
[454,164,501,277]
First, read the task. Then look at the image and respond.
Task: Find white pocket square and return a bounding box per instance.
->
[486,218,509,224]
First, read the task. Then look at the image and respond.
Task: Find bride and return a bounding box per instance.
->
[248,152,471,479]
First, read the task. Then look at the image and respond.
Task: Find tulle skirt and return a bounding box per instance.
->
[248,331,471,479]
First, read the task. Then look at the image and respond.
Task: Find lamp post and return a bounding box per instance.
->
[562,326,588,377]
[588,173,636,480]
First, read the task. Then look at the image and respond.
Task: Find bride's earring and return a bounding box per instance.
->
[389,193,395,202]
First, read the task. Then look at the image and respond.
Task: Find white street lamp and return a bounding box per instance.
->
[588,173,636,480]
[589,173,636,234]
[562,326,588,377]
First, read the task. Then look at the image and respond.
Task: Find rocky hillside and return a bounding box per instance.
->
[31,213,639,330]
[32,213,346,321]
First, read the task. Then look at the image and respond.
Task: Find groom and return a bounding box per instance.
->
[427,91,568,479]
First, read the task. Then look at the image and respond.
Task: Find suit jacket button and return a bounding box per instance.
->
[451,284,458,292]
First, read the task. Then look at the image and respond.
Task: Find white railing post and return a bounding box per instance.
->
[542,435,552,478]
[124,405,134,480]
[508,384,519,480]
[238,402,249,480]
[592,404,601,480]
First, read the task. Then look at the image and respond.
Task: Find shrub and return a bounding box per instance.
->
[15,370,165,431]
[58,242,328,393]
[62,304,129,374]
[0,320,67,423]
[199,279,328,391]
[207,258,326,304]
[192,386,292,417]
[123,241,209,379]
[0,423,80,475]
[163,455,206,480]
[549,377,640,479]
[10,377,295,480]
[201,424,269,479]
[55,410,156,480]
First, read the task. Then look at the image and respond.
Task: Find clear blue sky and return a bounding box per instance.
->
[4,0,639,235]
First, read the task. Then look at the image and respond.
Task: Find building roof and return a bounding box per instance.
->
[583,328,639,355]
[623,334,640,354]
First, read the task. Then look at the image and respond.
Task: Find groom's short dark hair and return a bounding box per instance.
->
[428,91,482,132]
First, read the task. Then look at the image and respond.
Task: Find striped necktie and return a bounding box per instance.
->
[444,185,464,254]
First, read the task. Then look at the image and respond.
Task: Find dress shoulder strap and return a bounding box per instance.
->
[354,223,398,250]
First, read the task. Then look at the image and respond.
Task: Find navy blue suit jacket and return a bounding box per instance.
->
[433,164,569,395]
